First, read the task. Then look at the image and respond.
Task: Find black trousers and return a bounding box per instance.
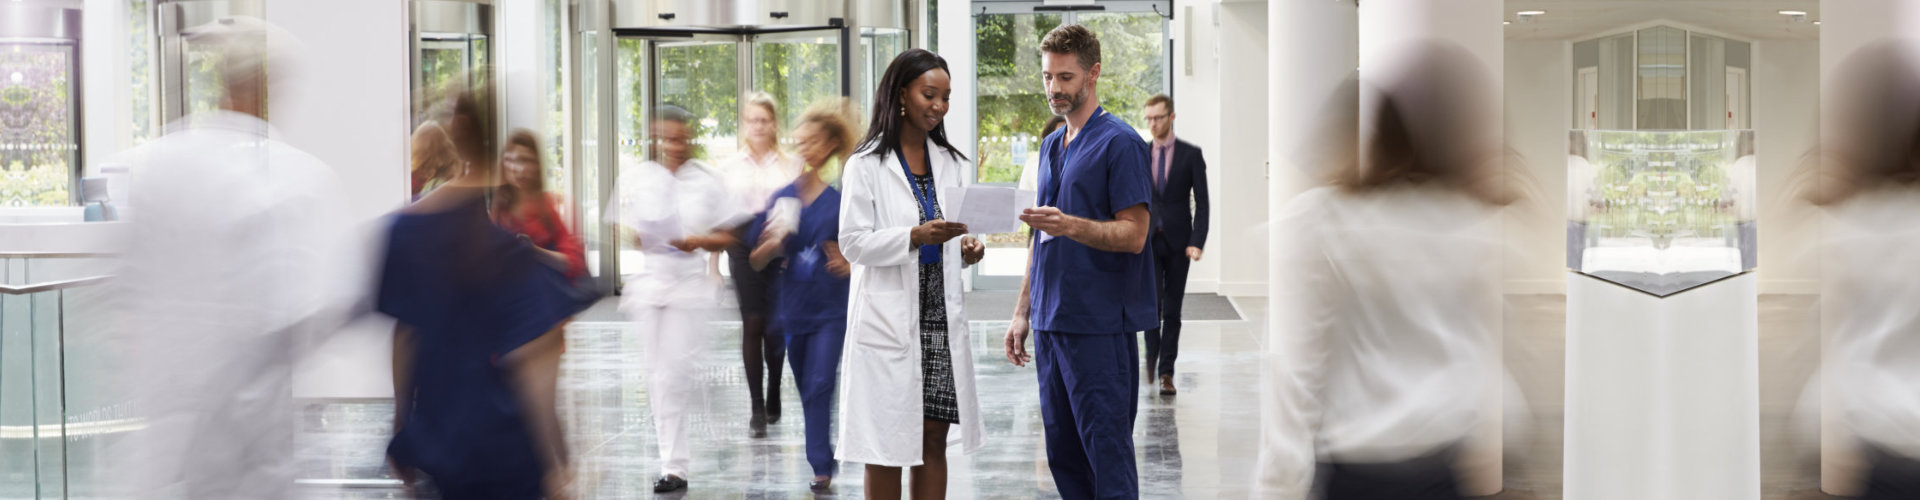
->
[1145,232,1190,378]
[1861,444,1920,500]
[1314,446,1464,500]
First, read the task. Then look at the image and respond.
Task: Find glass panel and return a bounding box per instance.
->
[0,43,79,207]
[753,32,840,135]
[616,38,656,277]
[1635,26,1686,130]
[579,30,602,278]
[544,0,569,210]
[752,31,841,184]
[972,12,1062,286]
[1598,34,1634,130]
[183,40,227,117]
[1688,33,1726,131]
[1078,12,1164,140]
[1568,130,1755,296]
[655,41,739,163]
[974,13,1061,187]
[131,0,156,145]
[416,35,489,126]
[858,28,909,123]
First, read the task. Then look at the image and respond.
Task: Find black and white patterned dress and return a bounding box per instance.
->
[909,170,961,424]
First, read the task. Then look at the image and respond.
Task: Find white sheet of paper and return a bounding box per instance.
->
[944,185,1038,234]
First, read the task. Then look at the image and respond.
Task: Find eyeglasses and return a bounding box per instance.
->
[1144,114,1171,123]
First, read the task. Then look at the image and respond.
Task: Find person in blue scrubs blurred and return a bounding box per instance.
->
[1003,24,1157,500]
[747,101,857,492]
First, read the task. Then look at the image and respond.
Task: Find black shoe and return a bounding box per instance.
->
[766,394,781,424]
[652,474,687,493]
[750,414,767,438]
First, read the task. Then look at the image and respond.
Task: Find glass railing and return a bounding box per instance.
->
[0,253,115,499]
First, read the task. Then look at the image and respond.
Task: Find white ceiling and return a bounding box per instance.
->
[1504,0,1821,41]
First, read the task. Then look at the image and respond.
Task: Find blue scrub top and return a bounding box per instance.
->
[748,183,850,335]
[376,190,578,488]
[1030,106,1159,335]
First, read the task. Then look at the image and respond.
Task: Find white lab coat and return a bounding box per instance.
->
[835,140,986,466]
[110,110,357,498]
[1820,188,1920,461]
[1255,185,1506,499]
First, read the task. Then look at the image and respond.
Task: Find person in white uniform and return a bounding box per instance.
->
[1255,42,1518,500]
[604,105,746,494]
[1800,40,1920,499]
[110,17,359,498]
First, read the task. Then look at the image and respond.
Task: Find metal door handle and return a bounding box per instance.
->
[770,11,790,19]
[658,13,676,20]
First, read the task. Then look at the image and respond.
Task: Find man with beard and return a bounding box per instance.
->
[1003,24,1156,499]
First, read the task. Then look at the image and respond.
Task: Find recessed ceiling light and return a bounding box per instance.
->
[1778,10,1808,16]
[1813,21,1821,25]
[1517,10,1547,16]
[1503,21,1512,25]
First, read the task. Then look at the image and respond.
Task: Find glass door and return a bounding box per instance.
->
[0,42,81,207]
[969,5,1169,290]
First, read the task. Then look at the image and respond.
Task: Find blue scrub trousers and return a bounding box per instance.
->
[787,322,846,478]
[1035,330,1140,499]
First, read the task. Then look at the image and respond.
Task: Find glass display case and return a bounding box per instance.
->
[1568,129,1756,296]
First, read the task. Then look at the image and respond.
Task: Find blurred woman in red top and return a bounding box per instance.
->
[495,129,588,279]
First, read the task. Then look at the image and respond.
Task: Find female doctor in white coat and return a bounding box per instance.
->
[838,48,988,499]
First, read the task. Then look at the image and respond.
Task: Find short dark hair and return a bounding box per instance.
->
[1041,24,1101,72]
[655,104,694,126]
[1145,94,1173,113]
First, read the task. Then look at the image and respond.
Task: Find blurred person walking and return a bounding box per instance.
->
[1254,41,1516,500]
[745,100,858,492]
[605,105,746,493]
[111,16,360,499]
[380,87,575,499]
[718,92,800,437]
[1800,40,1920,500]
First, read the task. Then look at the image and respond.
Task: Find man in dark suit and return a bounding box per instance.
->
[1142,94,1208,396]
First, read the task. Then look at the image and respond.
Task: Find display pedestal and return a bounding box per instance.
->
[1564,272,1759,500]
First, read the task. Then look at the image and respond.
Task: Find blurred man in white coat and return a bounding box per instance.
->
[110,16,358,499]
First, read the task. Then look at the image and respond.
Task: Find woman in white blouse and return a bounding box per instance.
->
[717,92,804,436]
[1256,42,1520,500]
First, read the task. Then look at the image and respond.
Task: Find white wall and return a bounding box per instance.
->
[1213,1,1269,297]
[1503,41,1571,294]
[268,0,410,399]
[499,0,543,137]
[1752,40,1820,295]
[1501,36,1822,295]
[81,0,131,176]
[1171,0,1222,294]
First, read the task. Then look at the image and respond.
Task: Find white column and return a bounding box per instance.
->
[935,0,975,162]
[1818,0,1917,494]
[81,0,131,175]
[499,0,544,137]
[267,0,411,399]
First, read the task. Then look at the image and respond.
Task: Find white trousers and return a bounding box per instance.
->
[628,303,712,478]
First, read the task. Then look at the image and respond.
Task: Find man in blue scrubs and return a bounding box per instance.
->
[1005,24,1156,499]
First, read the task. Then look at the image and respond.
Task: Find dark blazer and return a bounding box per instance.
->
[1149,139,1210,250]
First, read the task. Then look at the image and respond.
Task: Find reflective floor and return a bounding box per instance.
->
[291,294,1840,500]
[296,301,1265,499]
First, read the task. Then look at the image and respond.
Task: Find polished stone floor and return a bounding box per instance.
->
[291,294,1841,499]
[295,301,1265,499]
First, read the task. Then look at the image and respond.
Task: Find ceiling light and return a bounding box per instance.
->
[1778,10,1808,16]
[1517,10,1547,16]
[1503,21,1511,25]
[1813,20,1821,25]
